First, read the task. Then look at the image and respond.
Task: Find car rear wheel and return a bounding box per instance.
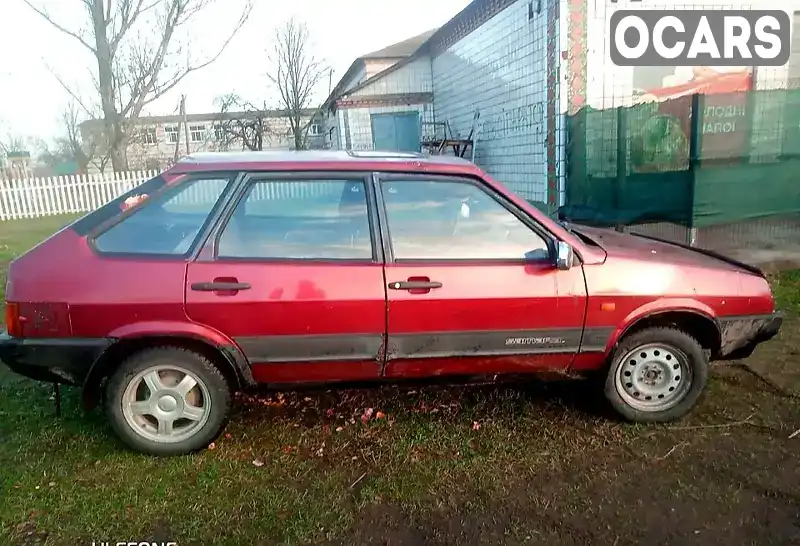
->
[604,327,709,422]
[105,347,231,456]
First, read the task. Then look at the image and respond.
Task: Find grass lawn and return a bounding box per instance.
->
[1,216,799,546]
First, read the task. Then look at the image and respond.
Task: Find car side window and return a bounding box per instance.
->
[381,179,550,261]
[217,179,373,260]
[93,177,231,255]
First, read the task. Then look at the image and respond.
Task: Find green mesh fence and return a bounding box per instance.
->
[565,89,800,230]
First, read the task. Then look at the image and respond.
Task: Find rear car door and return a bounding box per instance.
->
[376,174,588,379]
[185,172,387,384]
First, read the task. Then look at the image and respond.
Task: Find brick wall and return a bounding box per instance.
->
[431,0,554,203]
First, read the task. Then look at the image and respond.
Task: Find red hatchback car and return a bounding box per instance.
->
[0,151,782,455]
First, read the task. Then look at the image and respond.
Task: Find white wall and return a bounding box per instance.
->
[431,0,555,203]
[365,59,401,78]
[353,57,434,96]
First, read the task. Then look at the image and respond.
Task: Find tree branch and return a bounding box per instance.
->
[22,0,97,53]
[44,63,98,119]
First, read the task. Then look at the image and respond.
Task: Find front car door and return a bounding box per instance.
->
[376,174,588,379]
[185,172,387,384]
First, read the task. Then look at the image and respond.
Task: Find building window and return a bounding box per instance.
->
[309,123,322,136]
[190,124,206,143]
[141,127,157,145]
[165,126,179,144]
[214,124,225,141]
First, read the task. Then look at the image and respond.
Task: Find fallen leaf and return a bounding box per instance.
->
[361,407,375,423]
[326,408,335,417]
[336,426,344,432]
[375,411,386,419]
[252,459,265,467]
[48,482,55,487]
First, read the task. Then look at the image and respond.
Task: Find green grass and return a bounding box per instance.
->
[0,215,80,320]
[772,269,800,313]
[0,215,799,545]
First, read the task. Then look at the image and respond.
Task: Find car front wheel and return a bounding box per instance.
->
[604,327,709,422]
[105,347,231,456]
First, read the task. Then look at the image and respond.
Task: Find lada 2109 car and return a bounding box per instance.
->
[0,151,783,455]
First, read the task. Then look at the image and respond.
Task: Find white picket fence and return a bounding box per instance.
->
[0,170,159,221]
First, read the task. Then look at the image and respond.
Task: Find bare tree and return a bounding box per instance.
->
[214,93,275,152]
[24,0,252,171]
[62,102,107,172]
[268,18,327,150]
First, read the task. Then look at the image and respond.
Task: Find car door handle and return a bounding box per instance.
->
[191,282,251,291]
[388,280,443,290]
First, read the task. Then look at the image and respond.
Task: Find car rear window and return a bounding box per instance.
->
[90,175,234,256]
[71,174,171,236]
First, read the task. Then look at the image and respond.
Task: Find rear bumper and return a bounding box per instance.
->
[716,312,783,360]
[0,331,111,385]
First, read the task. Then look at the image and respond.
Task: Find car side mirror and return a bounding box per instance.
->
[556,241,573,271]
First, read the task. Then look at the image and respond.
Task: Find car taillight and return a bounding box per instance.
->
[6,302,71,338]
[5,303,21,337]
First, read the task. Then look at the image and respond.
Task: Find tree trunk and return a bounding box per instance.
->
[293,114,303,150]
[92,0,126,171]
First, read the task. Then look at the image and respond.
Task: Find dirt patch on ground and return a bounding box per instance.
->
[320,327,800,546]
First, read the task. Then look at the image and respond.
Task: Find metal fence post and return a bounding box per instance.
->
[615,105,627,233]
[687,93,702,247]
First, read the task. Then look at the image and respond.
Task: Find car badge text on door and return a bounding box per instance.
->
[505,336,566,346]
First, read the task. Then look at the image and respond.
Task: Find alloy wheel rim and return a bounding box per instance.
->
[614,343,693,412]
[121,365,211,444]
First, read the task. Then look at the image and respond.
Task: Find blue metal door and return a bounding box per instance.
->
[371,112,420,152]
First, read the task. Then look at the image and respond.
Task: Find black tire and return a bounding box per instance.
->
[604,327,709,423]
[104,347,231,456]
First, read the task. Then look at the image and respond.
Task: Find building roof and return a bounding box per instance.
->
[324,0,515,111]
[169,150,477,173]
[363,28,439,59]
[323,28,439,110]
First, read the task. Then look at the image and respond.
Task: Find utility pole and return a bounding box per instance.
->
[181,94,190,154]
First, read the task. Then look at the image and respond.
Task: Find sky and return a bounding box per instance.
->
[0,0,471,144]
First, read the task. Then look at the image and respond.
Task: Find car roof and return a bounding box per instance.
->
[169,150,481,175]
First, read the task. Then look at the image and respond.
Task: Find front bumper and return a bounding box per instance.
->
[0,331,111,385]
[716,312,783,360]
